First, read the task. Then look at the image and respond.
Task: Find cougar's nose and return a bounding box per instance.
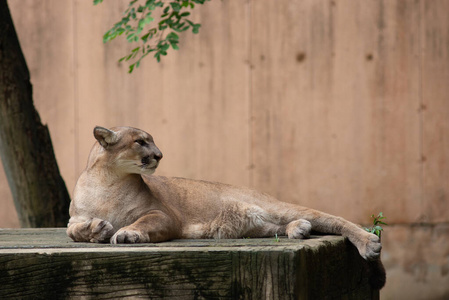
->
[153,151,163,162]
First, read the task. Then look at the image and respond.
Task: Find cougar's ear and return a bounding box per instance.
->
[93,126,118,148]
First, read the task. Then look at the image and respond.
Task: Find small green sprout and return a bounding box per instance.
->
[274,233,280,243]
[364,212,387,238]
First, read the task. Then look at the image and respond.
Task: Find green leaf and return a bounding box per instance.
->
[176,25,191,32]
[144,15,154,24]
[121,16,130,24]
[164,18,174,27]
[130,8,137,19]
[138,19,146,30]
[175,22,185,28]
[126,33,135,42]
[163,6,170,14]
[166,32,179,41]
[93,0,103,5]
[141,33,151,42]
[129,63,135,73]
[160,43,170,52]
[192,24,201,34]
[145,0,156,7]
[170,2,182,12]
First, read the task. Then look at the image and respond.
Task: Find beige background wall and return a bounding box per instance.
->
[1,1,448,299]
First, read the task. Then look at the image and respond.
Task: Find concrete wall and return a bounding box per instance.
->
[1,0,448,299]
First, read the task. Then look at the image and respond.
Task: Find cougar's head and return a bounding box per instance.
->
[92,126,163,175]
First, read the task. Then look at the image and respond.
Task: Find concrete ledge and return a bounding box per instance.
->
[0,228,378,299]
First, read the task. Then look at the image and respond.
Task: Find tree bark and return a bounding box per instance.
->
[0,2,70,227]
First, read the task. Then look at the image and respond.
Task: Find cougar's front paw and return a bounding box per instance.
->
[358,232,382,261]
[111,228,145,244]
[90,218,115,243]
[286,219,312,239]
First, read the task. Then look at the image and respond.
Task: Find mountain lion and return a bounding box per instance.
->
[67,126,385,289]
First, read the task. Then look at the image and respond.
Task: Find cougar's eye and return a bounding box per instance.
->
[135,139,147,146]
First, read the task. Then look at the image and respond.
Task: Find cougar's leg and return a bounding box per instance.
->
[291,208,386,289]
[202,202,289,239]
[293,208,382,261]
[111,210,181,244]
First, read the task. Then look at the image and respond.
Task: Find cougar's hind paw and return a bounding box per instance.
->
[359,233,382,261]
[286,219,312,239]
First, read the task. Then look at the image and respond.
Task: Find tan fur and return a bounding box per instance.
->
[67,126,386,288]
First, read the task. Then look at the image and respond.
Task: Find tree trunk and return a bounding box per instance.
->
[0,2,70,227]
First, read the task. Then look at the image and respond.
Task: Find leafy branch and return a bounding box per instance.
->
[364,212,387,238]
[94,0,210,73]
